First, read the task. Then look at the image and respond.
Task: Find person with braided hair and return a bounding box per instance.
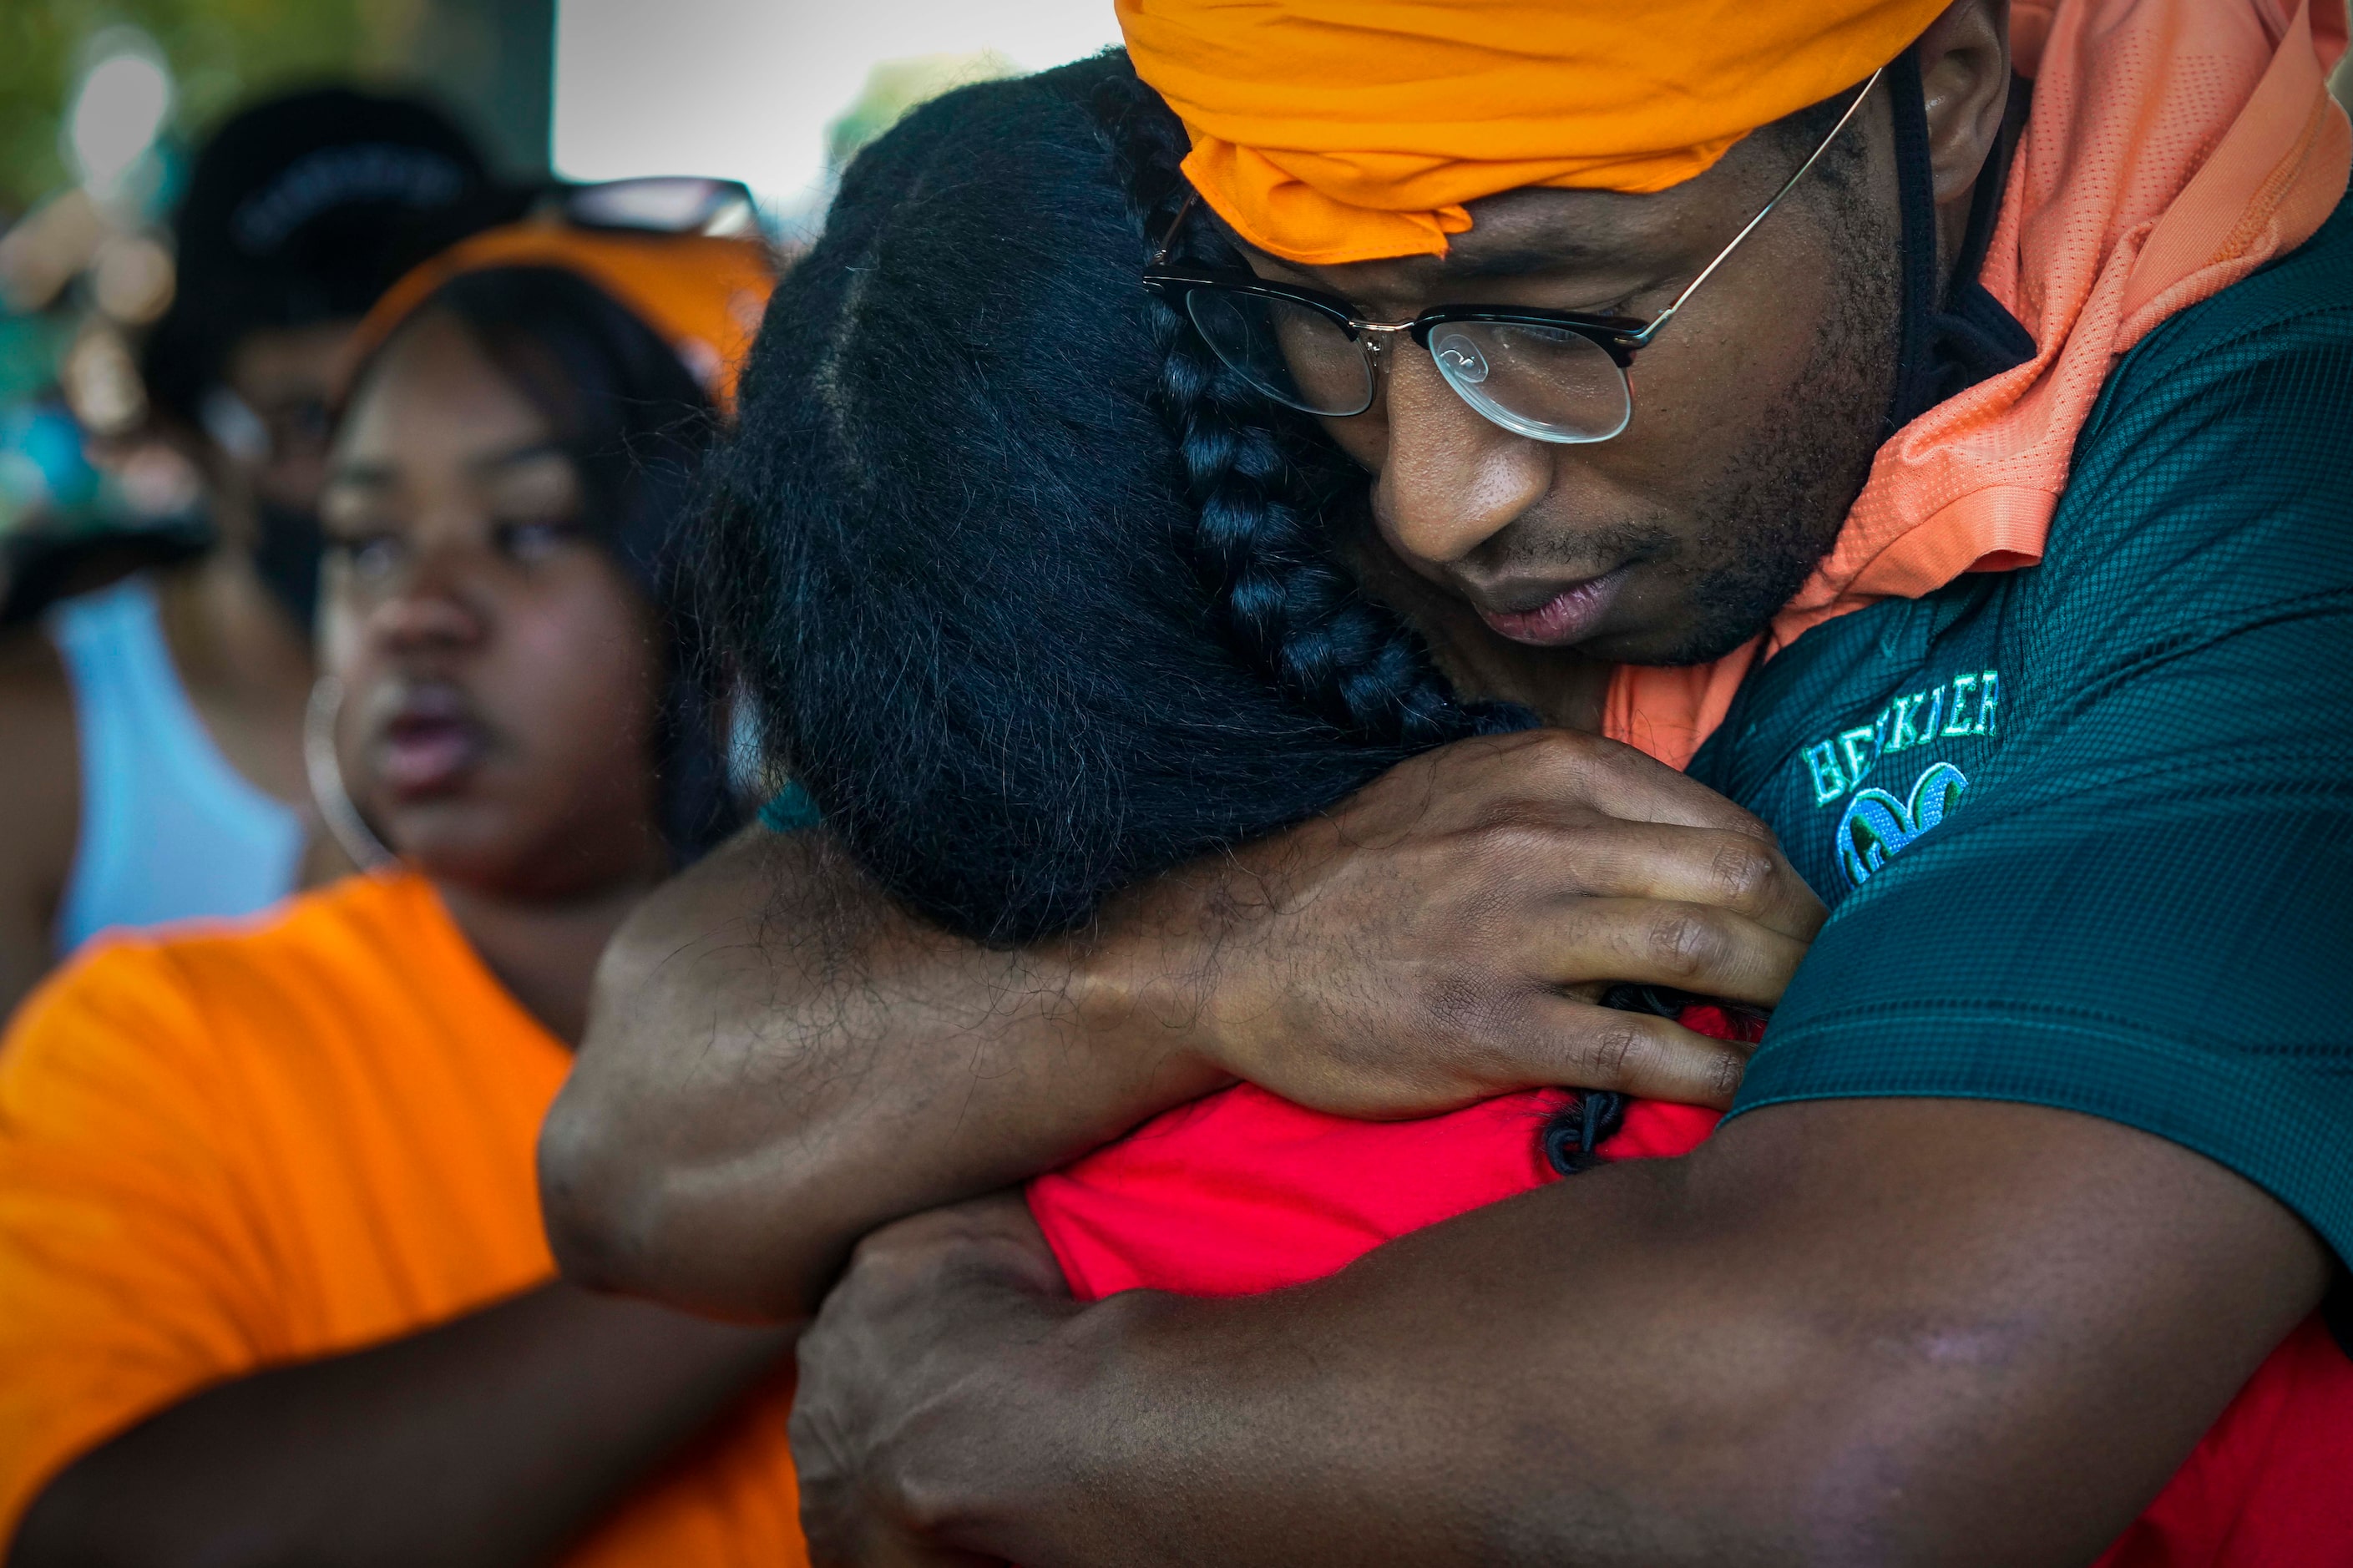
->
[546,1,2353,1560]
[677,48,1756,1296]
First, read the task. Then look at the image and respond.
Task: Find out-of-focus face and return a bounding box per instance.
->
[318,310,668,898]
[217,319,355,517]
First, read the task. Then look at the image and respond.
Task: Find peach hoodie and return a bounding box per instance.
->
[1606,0,2352,768]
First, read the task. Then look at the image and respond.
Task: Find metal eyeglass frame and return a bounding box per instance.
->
[1141,65,1883,443]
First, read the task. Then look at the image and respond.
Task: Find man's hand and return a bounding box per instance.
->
[544,728,1820,1319]
[790,1197,1067,1567]
[1129,727,1824,1117]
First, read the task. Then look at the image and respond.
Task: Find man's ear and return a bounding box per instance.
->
[1915,0,2013,210]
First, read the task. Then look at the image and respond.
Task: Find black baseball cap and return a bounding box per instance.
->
[144,86,509,422]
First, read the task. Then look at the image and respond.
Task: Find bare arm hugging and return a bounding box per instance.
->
[541,730,1824,1320]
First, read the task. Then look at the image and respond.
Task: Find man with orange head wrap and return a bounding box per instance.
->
[549,2,2353,1562]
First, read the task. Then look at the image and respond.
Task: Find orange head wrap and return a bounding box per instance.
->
[1117,0,1956,266]
[345,221,775,411]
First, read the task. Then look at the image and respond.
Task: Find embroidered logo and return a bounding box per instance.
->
[1801,670,1999,807]
[1837,761,1970,888]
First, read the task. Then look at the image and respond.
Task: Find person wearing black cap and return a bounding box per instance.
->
[0,87,498,1015]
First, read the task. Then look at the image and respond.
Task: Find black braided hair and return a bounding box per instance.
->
[1542,1090,1627,1176]
[1086,65,1535,747]
[1096,66,1643,1170]
[700,52,1636,1166]
[1086,66,1648,1171]
[697,54,1523,946]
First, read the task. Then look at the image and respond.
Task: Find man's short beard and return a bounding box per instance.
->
[1647,183,1904,667]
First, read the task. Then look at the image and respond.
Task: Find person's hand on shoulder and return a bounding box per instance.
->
[1101,726,1824,1117]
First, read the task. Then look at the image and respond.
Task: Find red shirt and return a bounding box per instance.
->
[1029,1009,2353,1566]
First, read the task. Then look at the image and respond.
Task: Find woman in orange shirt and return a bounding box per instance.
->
[0,220,806,1568]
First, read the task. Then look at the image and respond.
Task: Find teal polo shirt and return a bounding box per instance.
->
[1698,190,2353,1266]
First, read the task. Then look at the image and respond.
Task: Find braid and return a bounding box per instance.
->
[1090,73,1622,1176]
[1088,67,1533,746]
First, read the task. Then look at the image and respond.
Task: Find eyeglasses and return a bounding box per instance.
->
[1142,67,1881,445]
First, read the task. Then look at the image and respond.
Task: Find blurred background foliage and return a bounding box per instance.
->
[0,0,414,217]
[0,0,551,620]
[0,0,551,219]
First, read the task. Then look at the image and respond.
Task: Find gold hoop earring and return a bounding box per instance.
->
[305,676,395,870]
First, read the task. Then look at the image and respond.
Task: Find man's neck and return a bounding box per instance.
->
[435,873,663,1048]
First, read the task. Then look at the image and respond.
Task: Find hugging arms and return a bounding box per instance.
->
[544,19,2353,1566]
[544,729,1810,1319]
[546,738,2319,1566]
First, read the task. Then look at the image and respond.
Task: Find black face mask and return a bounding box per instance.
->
[250,498,325,632]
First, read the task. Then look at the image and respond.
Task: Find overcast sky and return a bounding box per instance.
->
[552,0,1122,224]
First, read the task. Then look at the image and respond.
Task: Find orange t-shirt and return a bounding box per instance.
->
[0,870,806,1565]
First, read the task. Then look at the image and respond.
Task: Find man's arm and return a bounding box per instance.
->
[540,731,1827,1320]
[790,1096,2327,1568]
[9,1283,787,1568]
[541,822,1227,1321]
